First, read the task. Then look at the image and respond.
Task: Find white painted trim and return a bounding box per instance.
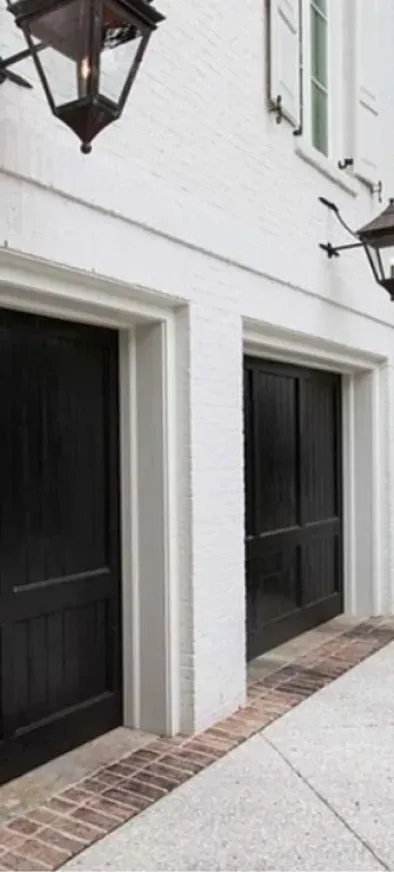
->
[0,249,179,739]
[161,317,180,736]
[244,326,384,372]
[342,375,357,613]
[295,1,359,196]
[0,248,181,327]
[119,330,141,728]
[294,140,359,196]
[371,365,383,614]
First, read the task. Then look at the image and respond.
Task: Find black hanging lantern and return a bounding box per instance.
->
[7,0,164,153]
[357,199,394,298]
[319,196,394,301]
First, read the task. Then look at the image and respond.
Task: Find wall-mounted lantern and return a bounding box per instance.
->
[319,196,394,300]
[0,0,164,153]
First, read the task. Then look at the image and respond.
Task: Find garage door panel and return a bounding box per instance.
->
[247,543,301,658]
[0,696,119,787]
[0,309,121,784]
[6,569,113,621]
[250,548,299,619]
[2,598,114,740]
[0,337,112,589]
[245,356,343,658]
[300,377,339,524]
[301,534,340,606]
[255,370,299,534]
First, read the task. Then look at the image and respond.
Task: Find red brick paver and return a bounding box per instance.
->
[0,617,392,870]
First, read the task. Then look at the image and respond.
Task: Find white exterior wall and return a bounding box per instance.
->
[1,0,394,734]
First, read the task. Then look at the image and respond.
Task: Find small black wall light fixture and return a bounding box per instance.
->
[0,0,164,154]
[319,195,394,300]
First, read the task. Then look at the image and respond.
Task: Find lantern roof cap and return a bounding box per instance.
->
[357,199,394,248]
[9,0,164,27]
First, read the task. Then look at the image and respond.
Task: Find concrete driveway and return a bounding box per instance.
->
[63,641,394,871]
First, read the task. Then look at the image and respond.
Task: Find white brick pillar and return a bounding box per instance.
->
[178,304,246,734]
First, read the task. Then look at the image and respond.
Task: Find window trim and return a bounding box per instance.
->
[310,0,329,155]
[294,138,359,195]
[299,0,338,161]
[296,0,357,190]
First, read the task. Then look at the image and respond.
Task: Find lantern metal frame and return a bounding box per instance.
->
[319,195,394,301]
[0,0,164,152]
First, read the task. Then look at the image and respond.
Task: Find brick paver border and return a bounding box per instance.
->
[0,617,393,870]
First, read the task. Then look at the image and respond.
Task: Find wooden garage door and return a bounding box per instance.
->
[0,309,121,785]
[244,356,343,660]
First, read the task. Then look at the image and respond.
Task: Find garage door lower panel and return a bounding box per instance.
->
[244,356,343,660]
[0,309,122,785]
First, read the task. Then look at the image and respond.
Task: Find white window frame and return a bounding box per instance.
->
[309,0,330,156]
[300,0,338,161]
[295,0,361,189]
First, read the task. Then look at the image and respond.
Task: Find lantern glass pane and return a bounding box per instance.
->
[378,245,393,282]
[365,244,385,283]
[99,2,145,104]
[26,0,91,105]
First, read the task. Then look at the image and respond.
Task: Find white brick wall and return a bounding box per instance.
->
[189,305,245,731]
[1,0,394,731]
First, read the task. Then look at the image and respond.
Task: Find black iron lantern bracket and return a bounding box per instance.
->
[319,195,394,300]
[318,196,364,259]
[0,41,45,89]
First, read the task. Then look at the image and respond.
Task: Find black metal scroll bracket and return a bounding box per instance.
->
[318,195,363,259]
[319,240,363,259]
[269,94,283,124]
[0,43,45,90]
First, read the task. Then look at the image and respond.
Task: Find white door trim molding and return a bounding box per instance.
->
[0,247,182,327]
[0,249,180,738]
[244,326,386,373]
[244,323,390,618]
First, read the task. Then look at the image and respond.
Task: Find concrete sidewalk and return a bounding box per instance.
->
[63,642,394,871]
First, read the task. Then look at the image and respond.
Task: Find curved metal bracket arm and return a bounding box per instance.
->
[0,42,45,89]
[318,195,360,258]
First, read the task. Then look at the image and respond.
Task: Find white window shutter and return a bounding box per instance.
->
[353,0,379,185]
[269,0,300,126]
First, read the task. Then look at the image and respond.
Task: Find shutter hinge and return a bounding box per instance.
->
[269,94,283,124]
[372,180,383,203]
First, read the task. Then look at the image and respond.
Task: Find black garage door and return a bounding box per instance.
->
[0,309,121,785]
[244,356,343,660]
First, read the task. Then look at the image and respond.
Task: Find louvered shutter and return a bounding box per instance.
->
[353,0,379,185]
[269,0,300,126]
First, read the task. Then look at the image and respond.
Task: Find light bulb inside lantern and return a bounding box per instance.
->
[77,56,91,97]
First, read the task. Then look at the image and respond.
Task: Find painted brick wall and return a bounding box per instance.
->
[189,305,245,731]
[1,0,394,732]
